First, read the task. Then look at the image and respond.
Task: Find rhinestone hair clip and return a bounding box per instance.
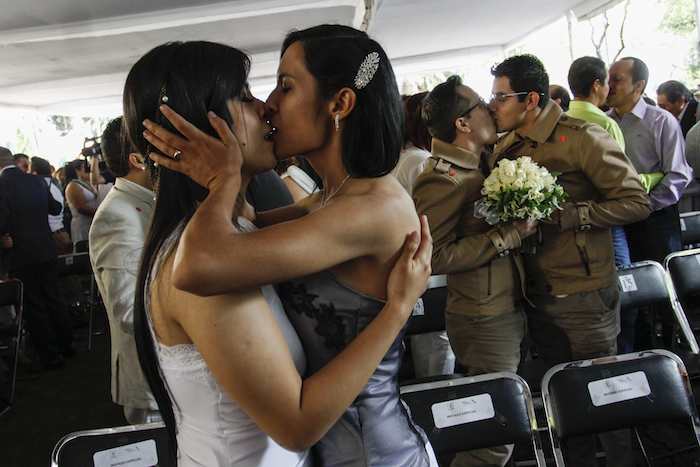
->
[353,52,380,89]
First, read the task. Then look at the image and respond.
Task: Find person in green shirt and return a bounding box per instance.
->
[567,56,661,354]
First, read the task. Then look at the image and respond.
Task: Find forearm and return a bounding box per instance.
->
[255,204,309,227]
[559,195,651,230]
[432,225,519,274]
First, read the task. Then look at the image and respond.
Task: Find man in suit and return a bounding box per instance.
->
[657,80,699,138]
[0,146,73,369]
[89,118,160,424]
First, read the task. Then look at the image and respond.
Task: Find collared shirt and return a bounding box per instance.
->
[43,177,64,232]
[609,98,691,210]
[492,101,650,295]
[413,138,525,315]
[567,100,626,151]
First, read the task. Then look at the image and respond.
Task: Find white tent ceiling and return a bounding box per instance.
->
[0,0,619,114]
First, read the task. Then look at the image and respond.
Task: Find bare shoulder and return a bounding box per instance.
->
[348,175,419,245]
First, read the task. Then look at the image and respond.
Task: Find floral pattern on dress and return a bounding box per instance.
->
[277,281,355,352]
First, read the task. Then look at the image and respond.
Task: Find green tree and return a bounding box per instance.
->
[659,0,696,34]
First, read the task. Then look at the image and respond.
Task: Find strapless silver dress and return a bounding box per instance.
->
[278,271,437,467]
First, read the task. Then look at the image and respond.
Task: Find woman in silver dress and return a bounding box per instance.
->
[145,25,438,466]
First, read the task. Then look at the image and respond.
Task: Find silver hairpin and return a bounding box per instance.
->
[354,52,380,89]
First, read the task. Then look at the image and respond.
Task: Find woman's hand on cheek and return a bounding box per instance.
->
[143,105,244,191]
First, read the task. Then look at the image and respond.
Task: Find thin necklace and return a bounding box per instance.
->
[321,175,351,207]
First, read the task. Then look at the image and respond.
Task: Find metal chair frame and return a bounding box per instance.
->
[541,349,700,466]
[51,422,168,467]
[0,279,22,416]
[617,260,699,354]
[401,371,546,466]
[56,251,98,350]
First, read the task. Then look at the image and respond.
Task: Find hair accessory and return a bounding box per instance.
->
[334,114,340,131]
[354,52,380,89]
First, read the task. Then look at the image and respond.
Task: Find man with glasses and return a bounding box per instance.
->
[489,54,650,467]
[413,76,536,467]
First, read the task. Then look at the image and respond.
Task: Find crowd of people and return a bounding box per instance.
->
[2,21,700,467]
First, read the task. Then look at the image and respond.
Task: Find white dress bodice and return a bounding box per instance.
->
[147,218,310,467]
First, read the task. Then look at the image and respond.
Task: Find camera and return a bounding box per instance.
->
[81,137,102,158]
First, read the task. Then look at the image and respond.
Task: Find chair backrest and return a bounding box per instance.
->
[542,350,700,465]
[56,252,92,277]
[665,248,700,301]
[405,275,447,336]
[0,279,21,309]
[680,211,700,246]
[400,372,544,465]
[51,422,172,467]
[617,261,670,311]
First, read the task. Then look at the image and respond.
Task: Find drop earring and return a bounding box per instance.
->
[334,114,340,131]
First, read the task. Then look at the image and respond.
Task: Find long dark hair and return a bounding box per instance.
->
[125,41,250,463]
[282,25,404,177]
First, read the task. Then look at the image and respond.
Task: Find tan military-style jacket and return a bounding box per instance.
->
[413,138,526,317]
[491,101,651,296]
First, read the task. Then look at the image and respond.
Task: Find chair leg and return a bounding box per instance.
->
[88,280,95,351]
[634,427,653,467]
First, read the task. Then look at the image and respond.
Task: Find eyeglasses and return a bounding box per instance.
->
[458,99,487,118]
[489,91,529,104]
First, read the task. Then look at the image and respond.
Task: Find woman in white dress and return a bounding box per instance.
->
[127,41,432,467]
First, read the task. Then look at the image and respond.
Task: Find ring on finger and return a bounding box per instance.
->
[172,149,182,161]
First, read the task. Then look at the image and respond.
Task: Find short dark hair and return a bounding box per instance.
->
[549,85,571,111]
[621,57,649,92]
[422,75,472,143]
[30,156,52,176]
[491,54,549,109]
[568,56,607,98]
[64,159,87,184]
[13,153,28,162]
[403,92,431,150]
[0,146,12,166]
[282,25,403,177]
[101,117,129,177]
[657,80,692,103]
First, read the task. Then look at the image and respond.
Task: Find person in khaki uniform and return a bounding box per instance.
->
[414,76,537,467]
[489,54,651,467]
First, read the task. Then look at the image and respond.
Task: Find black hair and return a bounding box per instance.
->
[101,117,129,177]
[403,92,431,150]
[124,41,250,464]
[491,54,549,109]
[620,57,649,92]
[13,153,28,162]
[549,85,571,111]
[657,80,692,103]
[568,56,607,98]
[30,156,52,176]
[422,75,472,143]
[281,24,403,177]
[64,159,86,185]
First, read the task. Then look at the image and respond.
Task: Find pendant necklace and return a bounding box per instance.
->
[321,175,351,207]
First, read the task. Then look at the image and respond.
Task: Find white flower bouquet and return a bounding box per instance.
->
[474,156,566,225]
